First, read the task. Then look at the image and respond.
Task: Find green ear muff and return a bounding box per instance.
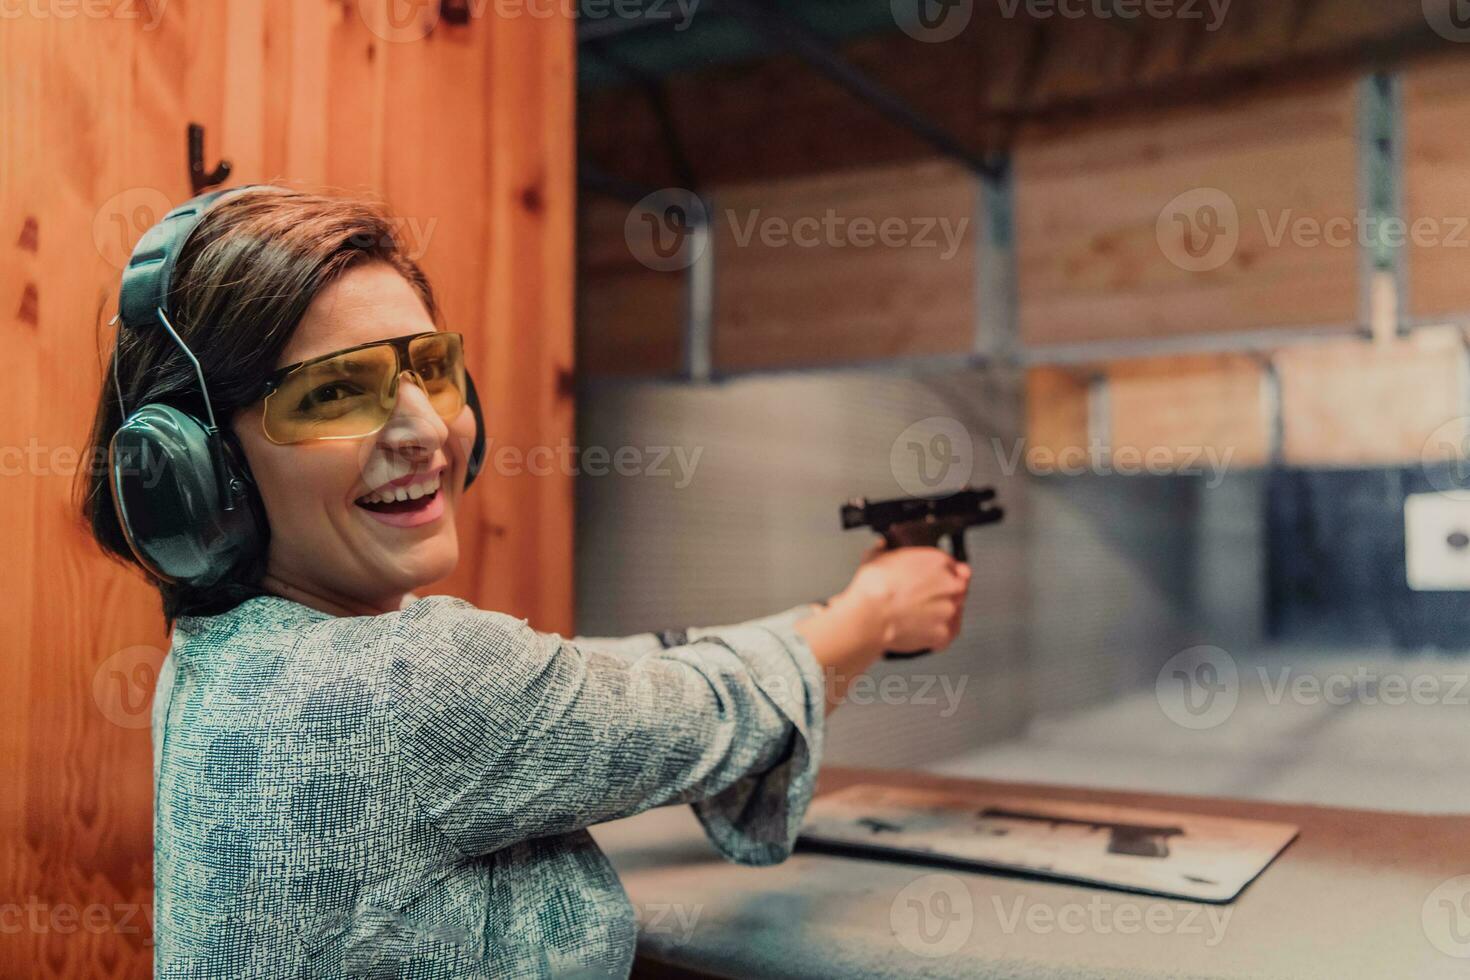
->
[109,187,270,587]
[109,404,265,586]
[463,369,485,489]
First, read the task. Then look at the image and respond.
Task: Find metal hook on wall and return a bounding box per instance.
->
[187,123,232,195]
[440,0,472,25]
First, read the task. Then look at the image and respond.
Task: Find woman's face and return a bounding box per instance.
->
[232,261,476,612]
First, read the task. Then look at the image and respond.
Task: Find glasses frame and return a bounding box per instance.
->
[256,330,466,444]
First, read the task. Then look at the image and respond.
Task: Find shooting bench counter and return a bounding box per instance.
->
[589,768,1470,979]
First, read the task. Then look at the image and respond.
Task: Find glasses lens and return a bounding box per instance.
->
[409,332,466,420]
[262,344,398,444]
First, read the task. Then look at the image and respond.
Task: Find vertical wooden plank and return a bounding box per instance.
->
[1403,54,1470,323]
[282,0,332,187]
[222,0,267,181]
[0,7,46,974]
[481,4,577,632]
[325,0,387,195]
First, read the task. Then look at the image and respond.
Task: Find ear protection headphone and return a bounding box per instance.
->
[108,185,486,588]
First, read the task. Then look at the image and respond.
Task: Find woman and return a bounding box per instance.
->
[79,187,970,977]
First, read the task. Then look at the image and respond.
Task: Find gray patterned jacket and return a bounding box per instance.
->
[152,594,824,978]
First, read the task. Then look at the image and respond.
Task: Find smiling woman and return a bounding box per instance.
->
[73,187,970,977]
[77,186,452,624]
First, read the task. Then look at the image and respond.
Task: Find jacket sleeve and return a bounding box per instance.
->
[571,604,821,663]
[388,595,825,865]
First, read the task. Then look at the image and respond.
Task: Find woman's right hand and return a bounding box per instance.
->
[795,541,972,713]
[838,544,972,654]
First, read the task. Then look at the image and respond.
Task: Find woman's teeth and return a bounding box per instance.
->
[356,473,441,507]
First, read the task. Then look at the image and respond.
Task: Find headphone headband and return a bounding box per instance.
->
[118,185,266,333]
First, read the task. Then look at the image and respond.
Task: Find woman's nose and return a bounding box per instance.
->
[377,371,449,457]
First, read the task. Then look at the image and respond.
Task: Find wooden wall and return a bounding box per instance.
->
[579,52,1470,470]
[1015,76,1360,347]
[579,159,977,376]
[711,159,976,372]
[0,2,575,974]
[578,0,1441,191]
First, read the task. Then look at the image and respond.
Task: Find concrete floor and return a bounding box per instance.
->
[930,647,1470,814]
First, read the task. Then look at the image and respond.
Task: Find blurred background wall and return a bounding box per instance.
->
[573,1,1470,792]
[1,2,575,974]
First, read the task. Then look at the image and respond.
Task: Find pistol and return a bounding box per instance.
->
[840,487,1004,659]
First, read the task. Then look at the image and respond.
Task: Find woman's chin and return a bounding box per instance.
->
[391,537,458,590]
[385,546,458,593]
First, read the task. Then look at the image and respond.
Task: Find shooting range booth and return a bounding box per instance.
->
[574,1,1470,976]
[8,2,1470,977]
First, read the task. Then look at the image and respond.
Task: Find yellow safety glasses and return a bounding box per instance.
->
[256,331,467,445]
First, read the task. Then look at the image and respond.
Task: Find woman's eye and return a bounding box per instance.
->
[417,359,447,380]
[300,381,364,410]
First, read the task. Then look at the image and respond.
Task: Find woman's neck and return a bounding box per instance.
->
[260,573,414,618]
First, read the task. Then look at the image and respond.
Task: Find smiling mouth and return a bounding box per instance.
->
[354,472,443,515]
[356,489,439,515]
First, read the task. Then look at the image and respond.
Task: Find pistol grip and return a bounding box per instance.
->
[949,532,968,564]
[884,647,934,660]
